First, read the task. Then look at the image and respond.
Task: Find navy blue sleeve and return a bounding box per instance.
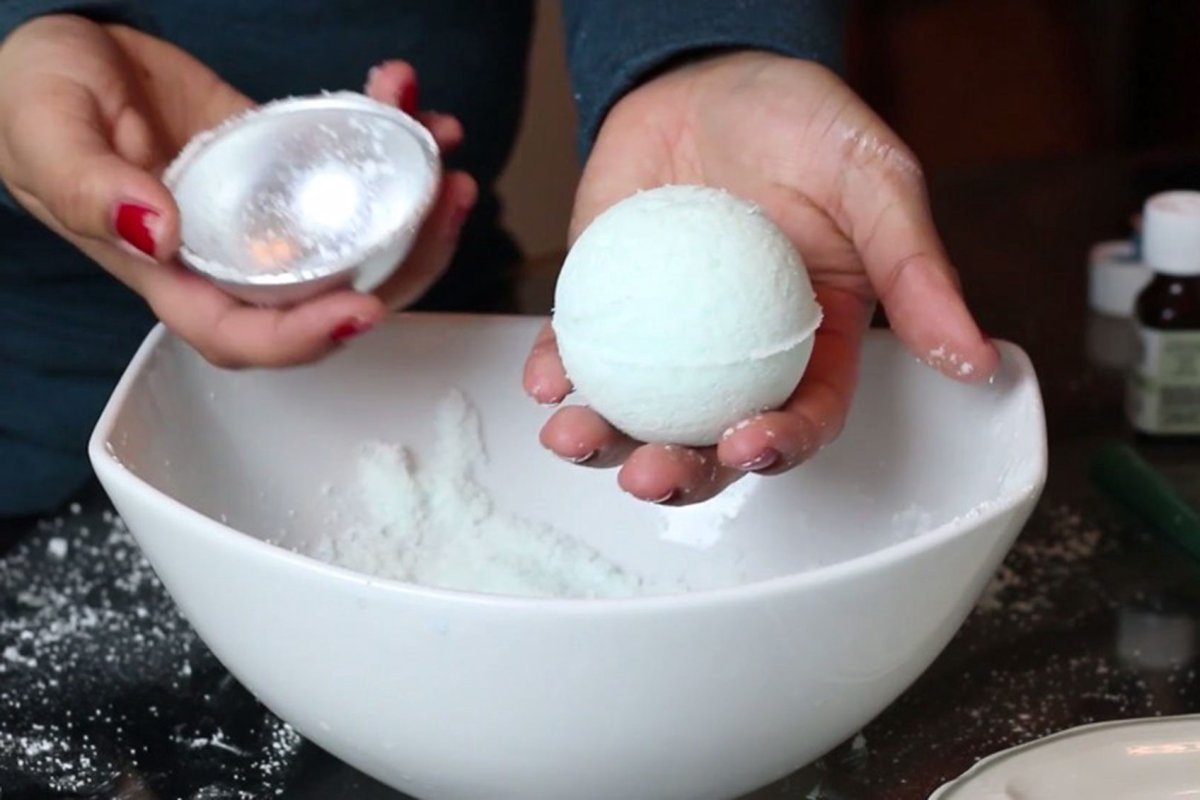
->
[0,1,147,30]
[561,0,847,158]
[0,2,152,212]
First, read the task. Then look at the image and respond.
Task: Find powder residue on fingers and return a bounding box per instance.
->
[922,343,976,378]
[838,125,923,179]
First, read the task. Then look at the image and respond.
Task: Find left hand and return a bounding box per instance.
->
[523,51,998,506]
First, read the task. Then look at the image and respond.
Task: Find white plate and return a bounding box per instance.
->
[930,715,1200,799]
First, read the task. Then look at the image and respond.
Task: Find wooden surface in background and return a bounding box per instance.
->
[847,0,1200,170]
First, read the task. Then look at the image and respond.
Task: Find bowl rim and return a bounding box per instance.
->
[88,315,1048,613]
[161,91,441,288]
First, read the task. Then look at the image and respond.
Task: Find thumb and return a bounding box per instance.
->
[7,86,179,261]
[840,135,998,382]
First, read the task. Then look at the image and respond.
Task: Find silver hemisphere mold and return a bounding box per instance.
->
[163,92,441,307]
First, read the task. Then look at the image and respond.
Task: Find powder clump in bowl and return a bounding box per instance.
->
[314,390,645,599]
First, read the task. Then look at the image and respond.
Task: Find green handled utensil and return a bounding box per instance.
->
[1089,441,1200,563]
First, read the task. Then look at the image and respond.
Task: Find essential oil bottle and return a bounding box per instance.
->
[1126,191,1200,437]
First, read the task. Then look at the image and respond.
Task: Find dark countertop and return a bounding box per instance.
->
[3,153,1200,799]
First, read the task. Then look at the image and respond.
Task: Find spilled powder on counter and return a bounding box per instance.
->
[0,507,303,796]
[312,389,645,598]
[807,501,1198,796]
[976,505,1106,615]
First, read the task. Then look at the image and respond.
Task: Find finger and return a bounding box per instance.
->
[105,26,255,149]
[110,103,166,171]
[617,444,743,506]
[4,83,179,261]
[372,170,477,308]
[14,197,385,370]
[718,287,870,472]
[363,62,462,153]
[138,262,387,368]
[364,59,418,115]
[539,404,638,468]
[842,131,998,382]
[417,111,465,154]
[523,322,574,404]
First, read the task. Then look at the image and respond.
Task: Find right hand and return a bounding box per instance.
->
[0,15,475,368]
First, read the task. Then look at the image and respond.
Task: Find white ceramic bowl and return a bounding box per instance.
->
[89,315,1046,800]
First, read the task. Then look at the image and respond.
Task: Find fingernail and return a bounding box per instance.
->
[528,382,565,406]
[398,81,419,115]
[739,448,780,472]
[365,65,380,91]
[330,318,372,343]
[564,450,597,465]
[648,489,677,505]
[114,202,160,258]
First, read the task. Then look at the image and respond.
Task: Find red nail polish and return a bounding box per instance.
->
[330,319,372,343]
[398,81,419,115]
[114,202,160,258]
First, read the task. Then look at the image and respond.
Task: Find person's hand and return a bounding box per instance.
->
[524,51,998,505]
[0,16,475,368]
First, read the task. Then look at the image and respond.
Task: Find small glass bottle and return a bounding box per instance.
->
[1126,191,1200,437]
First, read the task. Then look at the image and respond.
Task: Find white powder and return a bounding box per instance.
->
[658,476,758,549]
[976,505,1106,614]
[313,390,645,599]
[1,510,304,795]
[839,124,923,178]
[46,537,68,560]
[890,503,935,542]
[923,343,975,377]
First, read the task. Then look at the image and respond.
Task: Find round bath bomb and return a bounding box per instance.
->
[551,184,822,446]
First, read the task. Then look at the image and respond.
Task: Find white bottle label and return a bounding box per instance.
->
[1127,327,1200,433]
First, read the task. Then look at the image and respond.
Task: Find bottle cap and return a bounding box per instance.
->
[1087,239,1150,316]
[1142,190,1200,276]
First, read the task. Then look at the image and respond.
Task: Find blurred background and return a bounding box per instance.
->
[498,0,1200,265]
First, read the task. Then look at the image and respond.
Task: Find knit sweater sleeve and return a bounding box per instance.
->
[560,0,847,158]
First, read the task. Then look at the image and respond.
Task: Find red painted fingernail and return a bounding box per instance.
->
[114,202,160,258]
[330,319,372,343]
[739,448,780,472]
[398,80,419,115]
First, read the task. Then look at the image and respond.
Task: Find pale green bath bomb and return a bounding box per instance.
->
[551,185,822,446]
